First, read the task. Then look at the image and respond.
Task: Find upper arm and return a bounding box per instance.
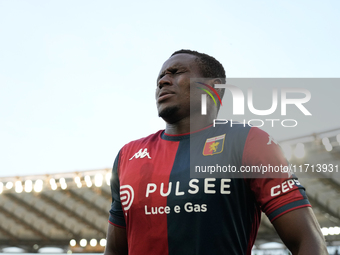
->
[105,151,128,255]
[109,150,126,227]
[104,223,128,255]
[272,207,328,255]
[243,128,310,220]
[242,128,327,253]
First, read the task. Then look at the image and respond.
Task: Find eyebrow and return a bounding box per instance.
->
[158,64,187,79]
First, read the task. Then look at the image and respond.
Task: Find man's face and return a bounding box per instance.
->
[155,53,202,123]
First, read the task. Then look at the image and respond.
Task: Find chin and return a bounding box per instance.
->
[158,106,180,123]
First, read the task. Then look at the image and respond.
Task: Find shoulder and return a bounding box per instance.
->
[118,130,164,160]
[212,122,260,147]
[123,130,163,148]
[212,122,276,147]
[218,123,273,145]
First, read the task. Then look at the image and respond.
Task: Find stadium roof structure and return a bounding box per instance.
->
[1,127,340,253]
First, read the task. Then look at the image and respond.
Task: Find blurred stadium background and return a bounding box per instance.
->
[0,127,340,254]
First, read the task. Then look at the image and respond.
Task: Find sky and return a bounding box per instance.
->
[0,0,339,177]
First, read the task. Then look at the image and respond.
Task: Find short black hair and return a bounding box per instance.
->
[171,49,226,103]
[170,49,226,82]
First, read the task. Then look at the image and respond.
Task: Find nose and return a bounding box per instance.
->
[158,73,172,89]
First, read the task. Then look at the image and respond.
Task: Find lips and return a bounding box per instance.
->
[157,90,175,103]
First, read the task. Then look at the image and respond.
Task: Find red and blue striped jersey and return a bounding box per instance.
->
[109,125,310,255]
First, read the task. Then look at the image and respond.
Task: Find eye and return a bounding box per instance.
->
[158,68,185,81]
[174,70,185,75]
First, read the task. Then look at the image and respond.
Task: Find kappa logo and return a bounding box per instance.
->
[203,134,226,156]
[129,148,152,160]
[267,135,278,145]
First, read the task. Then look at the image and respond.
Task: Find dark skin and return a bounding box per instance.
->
[104,53,328,255]
[272,207,328,254]
[155,53,220,135]
[104,224,128,255]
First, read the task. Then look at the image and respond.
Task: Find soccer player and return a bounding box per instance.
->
[104,50,328,255]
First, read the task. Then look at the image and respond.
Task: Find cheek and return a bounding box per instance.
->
[178,78,191,97]
[155,86,161,99]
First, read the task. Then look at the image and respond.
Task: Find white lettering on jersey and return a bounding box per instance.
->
[270,179,297,197]
[145,179,231,197]
[129,148,151,160]
[130,179,233,216]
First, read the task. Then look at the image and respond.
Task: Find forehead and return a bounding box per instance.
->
[160,53,199,73]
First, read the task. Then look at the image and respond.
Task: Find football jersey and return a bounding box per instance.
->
[109,124,310,255]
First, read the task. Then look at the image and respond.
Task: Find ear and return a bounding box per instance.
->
[212,78,222,85]
[210,78,225,100]
[205,78,222,86]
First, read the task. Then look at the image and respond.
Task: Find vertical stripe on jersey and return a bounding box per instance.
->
[165,126,258,255]
[118,133,180,255]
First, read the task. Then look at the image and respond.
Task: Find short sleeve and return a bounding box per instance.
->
[108,150,126,228]
[243,127,311,222]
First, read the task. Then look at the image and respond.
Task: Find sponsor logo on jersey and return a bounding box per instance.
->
[203,134,226,156]
[125,179,232,215]
[129,148,151,160]
[270,179,300,197]
[120,185,134,214]
[267,135,278,145]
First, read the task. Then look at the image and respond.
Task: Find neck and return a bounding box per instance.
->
[164,112,216,135]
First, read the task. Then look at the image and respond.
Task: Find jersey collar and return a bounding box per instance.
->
[161,124,213,141]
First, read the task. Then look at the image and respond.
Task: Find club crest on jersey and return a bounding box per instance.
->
[129,148,152,160]
[203,134,226,156]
